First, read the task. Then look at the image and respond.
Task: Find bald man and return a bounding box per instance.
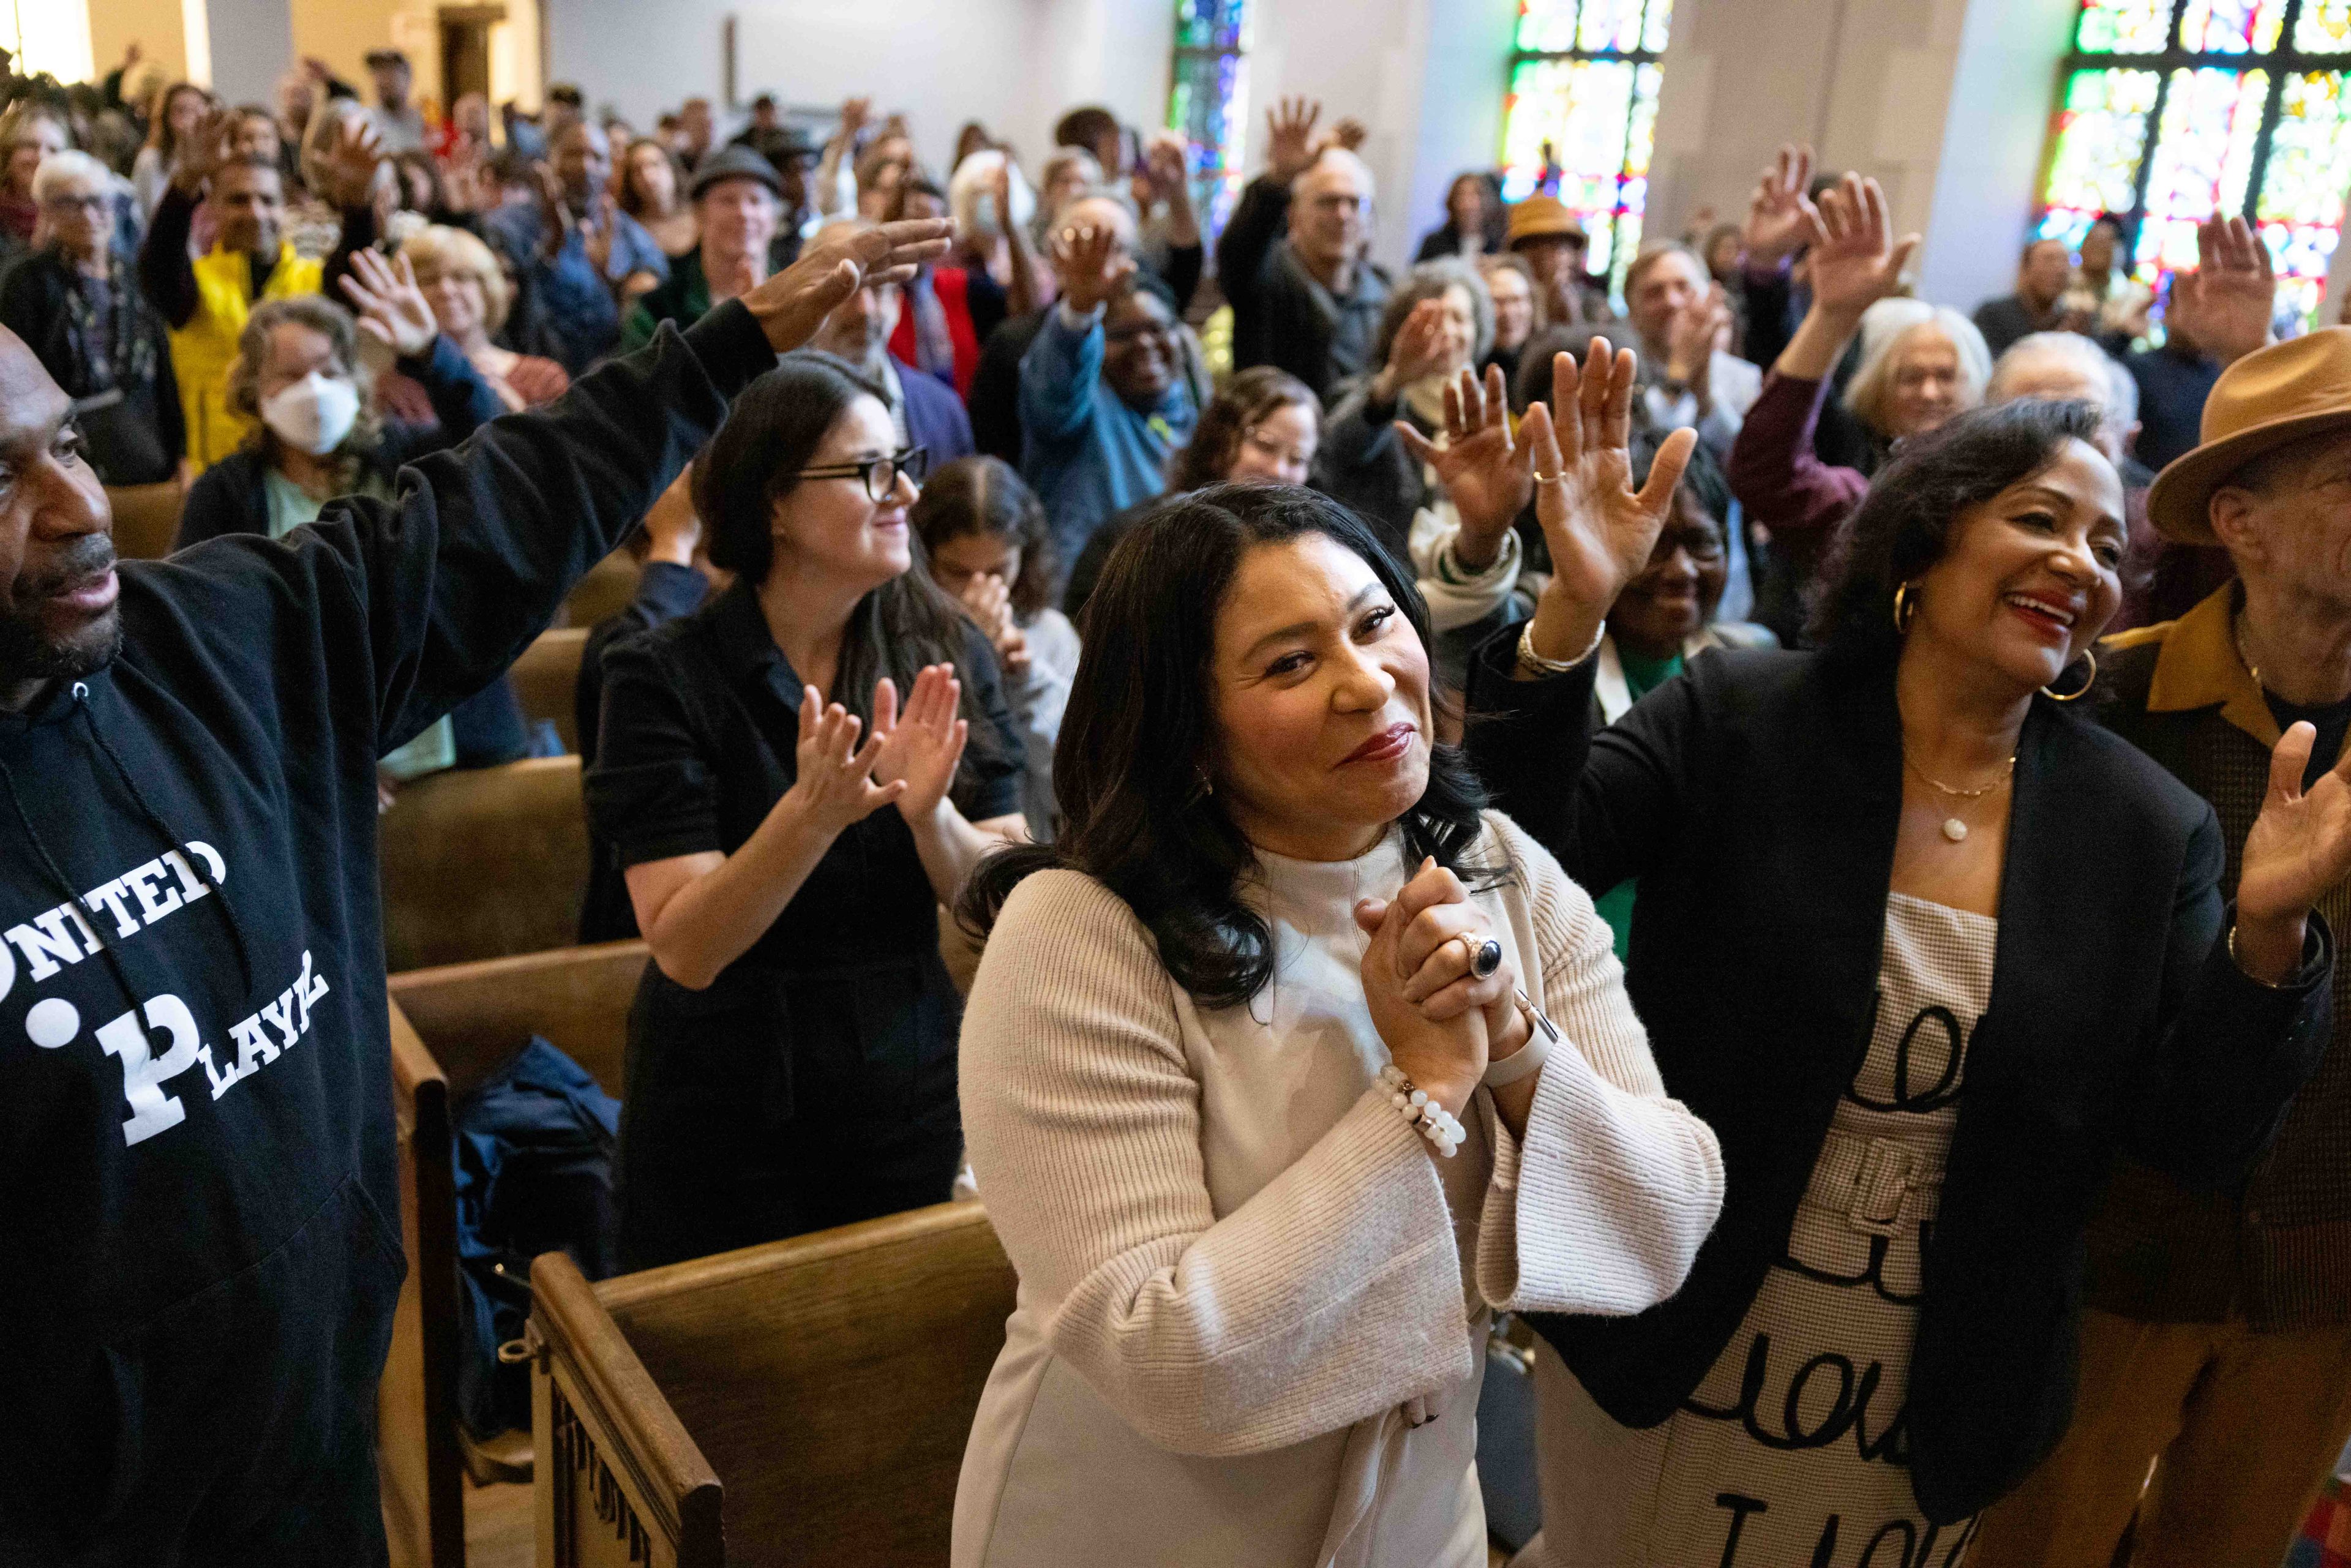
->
[1215,100,1391,400]
[0,220,947,1566]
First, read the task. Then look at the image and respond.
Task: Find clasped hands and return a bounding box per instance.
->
[1354,858,1531,1119]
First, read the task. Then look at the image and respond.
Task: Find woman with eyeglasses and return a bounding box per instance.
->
[0,150,183,486]
[587,351,1029,1270]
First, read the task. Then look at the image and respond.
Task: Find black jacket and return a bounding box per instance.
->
[0,301,776,1564]
[0,248,184,485]
[173,336,504,550]
[1463,637,2331,1523]
[1213,174,1390,403]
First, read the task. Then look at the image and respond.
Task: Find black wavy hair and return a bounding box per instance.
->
[957,484,1502,1008]
[1808,397,2108,666]
[694,351,1005,763]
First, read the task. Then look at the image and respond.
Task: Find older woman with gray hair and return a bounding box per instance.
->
[1726,173,1991,642]
[1311,257,1494,552]
[0,149,183,486]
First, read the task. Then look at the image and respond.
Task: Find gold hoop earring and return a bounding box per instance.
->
[1892,581,1916,634]
[2041,648,2098,702]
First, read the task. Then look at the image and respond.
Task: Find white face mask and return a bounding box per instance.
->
[259,372,361,456]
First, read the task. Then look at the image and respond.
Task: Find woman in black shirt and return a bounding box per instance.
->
[588,351,1026,1269]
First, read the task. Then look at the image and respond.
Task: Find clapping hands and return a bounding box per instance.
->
[871,665,971,822]
[1354,858,1527,1117]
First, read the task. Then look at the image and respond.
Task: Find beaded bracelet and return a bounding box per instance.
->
[1379,1064,1465,1158]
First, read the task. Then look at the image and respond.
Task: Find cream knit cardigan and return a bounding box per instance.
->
[951,811,1723,1567]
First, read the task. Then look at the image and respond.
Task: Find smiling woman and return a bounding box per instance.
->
[947,482,1724,1567]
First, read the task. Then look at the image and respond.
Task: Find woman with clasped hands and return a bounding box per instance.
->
[1458,342,2344,1561]
[947,481,1725,1567]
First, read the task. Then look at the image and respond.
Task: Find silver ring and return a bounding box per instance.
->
[1468,937,1502,979]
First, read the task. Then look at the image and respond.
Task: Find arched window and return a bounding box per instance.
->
[1168,0,1251,230]
[2037,0,2351,325]
[1499,0,1673,294]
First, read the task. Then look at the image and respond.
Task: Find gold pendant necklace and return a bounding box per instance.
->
[1905,754,2016,843]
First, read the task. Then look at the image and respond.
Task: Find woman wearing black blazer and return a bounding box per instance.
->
[1450,306,2345,1555]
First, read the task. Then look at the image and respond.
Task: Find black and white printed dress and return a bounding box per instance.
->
[1523,892,1993,1568]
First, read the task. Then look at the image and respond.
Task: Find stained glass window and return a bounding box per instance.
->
[1168,0,1251,231]
[2036,0,2351,328]
[1501,0,1672,295]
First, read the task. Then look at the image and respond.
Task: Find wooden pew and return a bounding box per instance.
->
[528,1202,1016,1567]
[106,481,186,560]
[512,628,590,755]
[379,756,590,972]
[561,552,641,631]
[380,942,651,1566]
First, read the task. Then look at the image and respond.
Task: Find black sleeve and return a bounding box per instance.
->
[138,185,200,328]
[575,560,710,765]
[2117,810,2333,1188]
[583,634,722,868]
[964,268,1009,346]
[1737,261,1795,370]
[227,301,776,756]
[1213,176,1290,311]
[321,203,378,317]
[151,312,187,464]
[0,260,50,361]
[954,623,1026,822]
[373,336,505,467]
[1160,242,1204,316]
[1461,621,1692,896]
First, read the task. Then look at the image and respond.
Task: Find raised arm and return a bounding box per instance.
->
[1019,223,1128,441]
[137,107,238,328]
[1213,97,1321,310]
[274,219,953,754]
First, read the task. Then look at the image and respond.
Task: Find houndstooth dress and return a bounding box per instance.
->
[1523,892,1995,1568]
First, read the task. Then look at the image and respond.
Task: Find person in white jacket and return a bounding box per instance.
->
[950,477,1725,1567]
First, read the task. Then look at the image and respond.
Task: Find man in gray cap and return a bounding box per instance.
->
[621,145,785,353]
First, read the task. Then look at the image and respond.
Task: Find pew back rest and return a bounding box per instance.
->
[533,1202,1017,1567]
[379,756,590,973]
[388,939,647,1101]
[106,482,186,560]
[561,552,642,631]
[511,628,589,755]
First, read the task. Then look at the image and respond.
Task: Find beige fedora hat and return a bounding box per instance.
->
[2147,326,2351,544]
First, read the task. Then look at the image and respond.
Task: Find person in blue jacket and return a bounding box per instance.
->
[1016,221,1198,577]
[0,185,950,1566]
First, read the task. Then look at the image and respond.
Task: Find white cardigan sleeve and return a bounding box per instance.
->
[961,869,1478,1460]
[1474,812,1726,1316]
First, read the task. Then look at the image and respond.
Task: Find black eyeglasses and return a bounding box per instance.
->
[791,445,929,500]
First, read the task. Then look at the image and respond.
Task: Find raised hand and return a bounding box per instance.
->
[1052,223,1135,316]
[838,96,872,143]
[1324,117,1370,154]
[1520,340,1698,643]
[1739,143,1816,266]
[784,687,901,834]
[1802,173,1919,324]
[1373,297,1454,399]
[871,665,970,822]
[1666,281,1734,384]
[315,113,387,210]
[2233,721,2351,980]
[339,247,439,360]
[2170,212,2276,365]
[1264,96,1323,183]
[1396,365,1532,570]
[740,214,955,353]
[171,105,235,193]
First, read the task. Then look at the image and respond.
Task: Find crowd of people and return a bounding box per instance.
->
[6,40,2351,1568]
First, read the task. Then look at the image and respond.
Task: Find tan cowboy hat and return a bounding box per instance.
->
[1507,196,1588,249]
[2147,326,2351,544]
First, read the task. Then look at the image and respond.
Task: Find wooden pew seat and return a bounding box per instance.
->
[106,481,186,560]
[561,551,642,631]
[380,942,650,1566]
[378,756,590,973]
[530,1202,1016,1566]
[511,627,590,758]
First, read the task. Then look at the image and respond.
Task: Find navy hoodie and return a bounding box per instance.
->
[0,301,776,1566]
